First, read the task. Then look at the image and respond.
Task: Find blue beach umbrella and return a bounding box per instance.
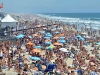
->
[79,37,85,41]
[28,36,32,38]
[16,34,25,39]
[76,35,81,39]
[96,42,100,45]
[46,33,51,34]
[45,42,52,45]
[47,45,55,50]
[58,40,66,43]
[46,33,52,37]
[34,46,42,49]
[55,31,59,34]
[41,31,45,34]
[44,36,51,39]
[53,28,57,30]
[60,36,65,39]
[30,56,41,61]
[46,35,52,37]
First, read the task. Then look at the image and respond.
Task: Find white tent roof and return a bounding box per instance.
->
[1,14,18,22]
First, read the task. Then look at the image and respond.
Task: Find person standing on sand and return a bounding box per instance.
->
[4,30,7,39]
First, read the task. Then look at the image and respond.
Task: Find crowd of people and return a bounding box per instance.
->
[0,15,100,75]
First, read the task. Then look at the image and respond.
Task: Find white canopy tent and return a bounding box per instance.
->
[1,14,18,28]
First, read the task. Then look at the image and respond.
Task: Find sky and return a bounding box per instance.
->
[0,0,100,13]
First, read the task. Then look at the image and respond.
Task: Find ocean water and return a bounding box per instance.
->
[38,13,100,30]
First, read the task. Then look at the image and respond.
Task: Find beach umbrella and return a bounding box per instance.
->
[46,34,52,37]
[58,34,64,36]
[44,36,51,39]
[30,56,41,61]
[53,36,59,39]
[46,32,51,34]
[33,34,38,37]
[59,48,69,52]
[53,28,57,30]
[32,48,41,53]
[79,37,85,41]
[47,45,55,50]
[16,34,25,39]
[34,46,43,49]
[76,35,81,39]
[45,42,52,45]
[53,42,62,46]
[58,40,66,43]
[55,31,59,34]
[59,36,65,39]
[40,31,45,34]
[46,33,52,37]
[96,42,100,45]
[81,32,87,35]
[84,36,90,39]
[28,36,32,38]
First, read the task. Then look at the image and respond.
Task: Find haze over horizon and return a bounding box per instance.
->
[0,0,100,13]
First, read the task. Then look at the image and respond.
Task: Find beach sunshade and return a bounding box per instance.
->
[59,48,69,52]
[76,35,81,38]
[33,34,38,37]
[46,33,51,35]
[34,46,42,49]
[58,40,66,43]
[16,34,25,39]
[55,31,59,34]
[45,42,52,45]
[84,36,90,39]
[79,37,85,41]
[27,42,34,45]
[47,45,55,50]
[81,32,87,35]
[44,36,51,39]
[53,28,57,30]
[28,36,32,38]
[59,36,65,39]
[32,49,41,53]
[46,35,52,37]
[53,42,62,46]
[96,42,100,45]
[30,56,41,61]
[53,36,59,39]
[46,33,52,37]
[40,31,45,34]
[45,39,51,42]
[50,45,55,48]
[59,34,64,36]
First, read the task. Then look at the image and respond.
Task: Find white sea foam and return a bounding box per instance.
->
[37,14,100,30]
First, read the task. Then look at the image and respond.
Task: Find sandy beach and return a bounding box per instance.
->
[0,14,100,75]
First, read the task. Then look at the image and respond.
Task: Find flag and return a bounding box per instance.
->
[0,3,3,8]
